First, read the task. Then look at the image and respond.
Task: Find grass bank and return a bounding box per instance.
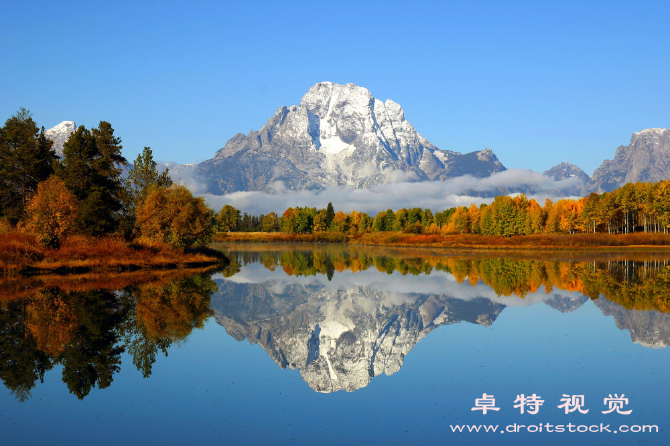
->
[216,231,670,250]
[0,232,228,275]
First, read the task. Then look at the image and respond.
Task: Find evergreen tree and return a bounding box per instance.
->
[57,122,127,235]
[126,147,172,205]
[0,108,57,223]
[121,147,172,238]
[325,202,335,230]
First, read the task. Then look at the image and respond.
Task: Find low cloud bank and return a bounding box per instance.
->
[188,169,583,215]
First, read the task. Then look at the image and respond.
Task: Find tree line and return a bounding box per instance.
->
[217,183,670,237]
[0,109,213,248]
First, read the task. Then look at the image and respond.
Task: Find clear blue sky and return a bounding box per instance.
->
[2,0,668,175]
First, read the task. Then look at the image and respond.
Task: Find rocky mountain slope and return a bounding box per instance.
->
[193,82,506,194]
[584,128,670,194]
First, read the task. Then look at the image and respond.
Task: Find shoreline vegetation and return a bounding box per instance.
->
[0,232,227,275]
[216,231,670,250]
[0,110,226,275]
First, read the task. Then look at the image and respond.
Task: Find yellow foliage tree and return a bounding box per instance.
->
[24,176,79,247]
[136,185,215,248]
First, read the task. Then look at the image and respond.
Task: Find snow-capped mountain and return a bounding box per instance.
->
[44,121,75,157]
[584,128,670,194]
[193,82,506,194]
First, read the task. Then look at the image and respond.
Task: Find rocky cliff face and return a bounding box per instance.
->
[44,121,75,157]
[585,128,670,194]
[211,279,505,392]
[194,82,506,194]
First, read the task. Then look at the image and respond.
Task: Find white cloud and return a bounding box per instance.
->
[199,169,584,215]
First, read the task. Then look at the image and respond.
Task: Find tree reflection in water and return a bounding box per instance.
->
[225,247,670,313]
[210,246,670,393]
[0,271,216,401]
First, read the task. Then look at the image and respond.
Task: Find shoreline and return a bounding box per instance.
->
[215,231,670,251]
[0,232,228,276]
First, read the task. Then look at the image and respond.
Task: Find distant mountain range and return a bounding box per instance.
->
[45,82,669,196]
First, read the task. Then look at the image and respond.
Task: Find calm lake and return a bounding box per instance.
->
[1,243,669,445]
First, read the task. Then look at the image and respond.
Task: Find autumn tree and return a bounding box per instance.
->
[466,204,480,234]
[333,211,350,232]
[393,208,408,231]
[372,211,387,232]
[449,207,469,233]
[261,212,279,232]
[24,177,80,247]
[136,185,215,248]
[216,204,241,232]
[358,212,372,232]
[312,209,328,232]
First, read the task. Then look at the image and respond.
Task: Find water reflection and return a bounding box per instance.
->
[0,270,216,401]
[211,245,670,392]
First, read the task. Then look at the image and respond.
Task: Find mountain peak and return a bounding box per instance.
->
[45,121,76,157]
[585,127,670,194]
[197,82,506,194]
[634,127,668,136]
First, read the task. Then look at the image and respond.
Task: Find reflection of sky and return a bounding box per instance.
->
[213,262,586,308]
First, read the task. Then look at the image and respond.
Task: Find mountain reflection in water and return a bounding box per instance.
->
[2,246,669,400]
[0,270,216,402]
[211,245,670,393]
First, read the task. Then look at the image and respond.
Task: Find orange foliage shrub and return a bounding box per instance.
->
[136,185,215,248]
[24,177,79,247]
[0,231,45,265]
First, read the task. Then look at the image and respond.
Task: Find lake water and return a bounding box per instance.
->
[1,244,669,445]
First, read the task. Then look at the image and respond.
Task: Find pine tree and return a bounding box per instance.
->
[57,122,127,235]
[0,109,57,223]
[126,147,172,205]
[325,202,335,230]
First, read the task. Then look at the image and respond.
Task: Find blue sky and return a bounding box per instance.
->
[2,0,668,175]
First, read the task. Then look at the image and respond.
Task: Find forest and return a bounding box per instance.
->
[219,182,670,237]
[0,109,223,271]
